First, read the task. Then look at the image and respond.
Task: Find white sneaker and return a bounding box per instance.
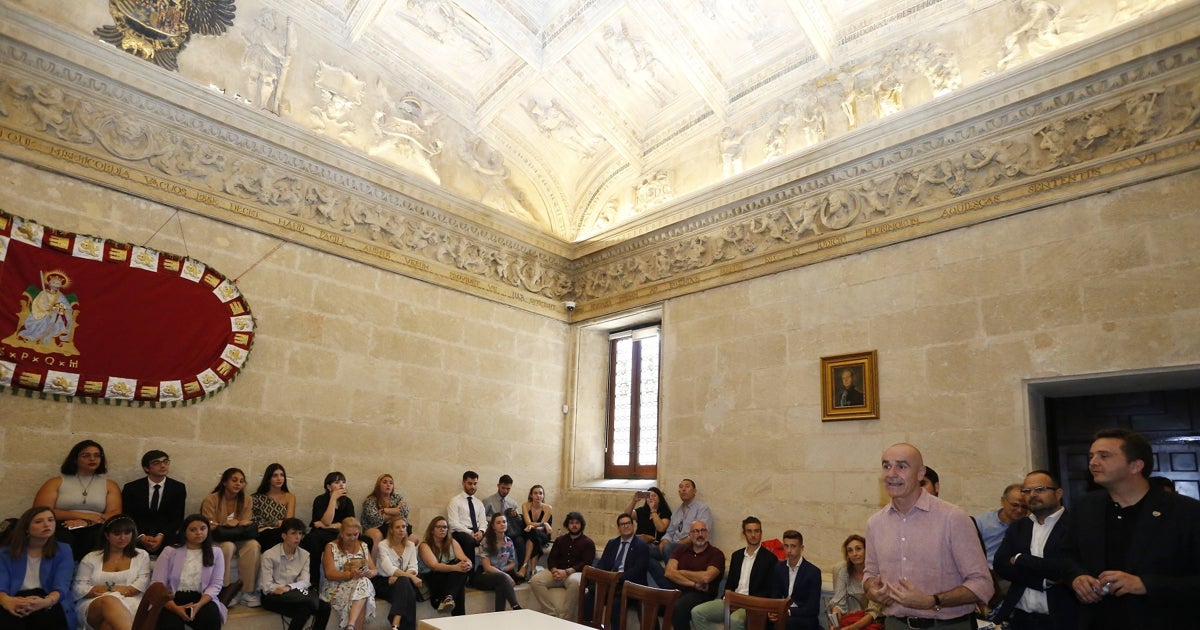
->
[241,591,262,608]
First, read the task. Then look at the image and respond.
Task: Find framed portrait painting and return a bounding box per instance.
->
[820,350,879,421]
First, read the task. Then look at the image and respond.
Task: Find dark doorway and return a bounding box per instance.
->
[1029,368,1200,508]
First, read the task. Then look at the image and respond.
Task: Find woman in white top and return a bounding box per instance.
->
[73,515,151,630]
[151,514,227,629]
[373,517,422,630]
[829,534,883,630]
[33,440,122,562]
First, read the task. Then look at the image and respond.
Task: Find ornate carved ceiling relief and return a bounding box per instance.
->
[0,4,1198,320]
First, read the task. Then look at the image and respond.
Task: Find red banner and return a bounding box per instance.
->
[0,210,255,405]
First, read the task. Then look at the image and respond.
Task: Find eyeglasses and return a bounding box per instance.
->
[689,528,708,534]
[149,458,170,466]
[1019,486,1058,495]
[434,524,449,530]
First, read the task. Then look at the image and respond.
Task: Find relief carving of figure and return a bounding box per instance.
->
[997,0,1086,70]
[764,102,796,161]
[872,62,904,118]
[400,0,493,60]
[371,85,443,184]
[718,125,754,177]
[242,10,295,114]
[467,142,540,227]
[914,42,962,97]
[601,22,675,105]
[311,62,364,140]
[526,99,599,158]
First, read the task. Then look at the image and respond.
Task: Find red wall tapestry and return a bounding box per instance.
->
[0,211,255,405]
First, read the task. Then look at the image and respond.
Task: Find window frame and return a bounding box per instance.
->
[604,324,661,479]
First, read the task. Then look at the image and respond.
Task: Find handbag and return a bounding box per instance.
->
[269,587,315,605]
[211,523,258,542]
[838,610,883,630]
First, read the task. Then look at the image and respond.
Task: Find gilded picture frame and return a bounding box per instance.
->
[821,350,879,421]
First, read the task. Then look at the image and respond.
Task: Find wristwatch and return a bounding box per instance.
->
[932,594,942,611]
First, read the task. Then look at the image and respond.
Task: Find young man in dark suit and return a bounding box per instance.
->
[1066,428,1200,629]
[121,449,187,553]
[771,529,821,630]
[691,516,778,630]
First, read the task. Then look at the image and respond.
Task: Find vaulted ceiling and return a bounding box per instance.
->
[2,0,1186,245]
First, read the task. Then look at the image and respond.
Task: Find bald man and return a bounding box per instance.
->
[863,443,992,630]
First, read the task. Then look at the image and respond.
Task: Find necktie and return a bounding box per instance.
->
[151,483,161,512]
[468,496,478,532]
[615,540,628,571]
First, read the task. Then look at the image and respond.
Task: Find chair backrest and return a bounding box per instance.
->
[723,590,791,630]
[577,565,623,628]
[620,582,682,630]
[131,582,172,630]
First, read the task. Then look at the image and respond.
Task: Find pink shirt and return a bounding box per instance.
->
[863,492,993,619]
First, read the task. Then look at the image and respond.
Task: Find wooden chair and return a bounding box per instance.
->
[130,582,172,630]
[620,581,681,630]
[577,565,623,629]
[723,590,791,630]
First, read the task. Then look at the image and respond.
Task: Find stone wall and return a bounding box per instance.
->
[563,169,1200,568]
[0,157,569,529]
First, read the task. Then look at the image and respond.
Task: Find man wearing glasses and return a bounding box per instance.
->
[992,470,1075,629]
[664,520,725,630]
[121,449,187,553]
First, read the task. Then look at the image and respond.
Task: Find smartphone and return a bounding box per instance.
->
[636,490,651,499]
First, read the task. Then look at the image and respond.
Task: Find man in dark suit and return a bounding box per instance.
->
[691,516,778,630]
[120,450,187,553]
[993,470,1076,630]
[1065,428,1200,629]
[770,529,821,630]
[593,512,650,629]
[836,368,864,407]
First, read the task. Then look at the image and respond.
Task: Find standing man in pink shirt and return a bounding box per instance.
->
[864,443,993,630]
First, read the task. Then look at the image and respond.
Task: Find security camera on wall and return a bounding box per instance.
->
[564,301,576,311]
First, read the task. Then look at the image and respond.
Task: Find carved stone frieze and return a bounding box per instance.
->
[570,40,1200,309]
[1,24,1199,320]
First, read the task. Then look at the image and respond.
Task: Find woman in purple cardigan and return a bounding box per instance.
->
[0,506,77,629]
[151,514,226,629]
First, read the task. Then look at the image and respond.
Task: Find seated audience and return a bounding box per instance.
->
[303,472,357,587]
[417,516,471,616]
[250,463,296,553]
[651,479,713,587]
[828,535,883,630]
[258,518,330,630]
[518,484,553,579]
[121,450,186,554]
[481,474,524,562]
[664,519,724,630]
[321,517,377,630]
[530,511,595,620]
[0,506,76,629]
[73,515,151,630]
[362,474,409,546]
[33,440,122,561]
[199,468,262,607]
[692,516,776,630]
[475,513,522,612]
[772,529,821,630]
[594,512,650,629]
[373,517,422,630]
[446,471,484,569]
[151,513,226,630]
[624,486,671,544]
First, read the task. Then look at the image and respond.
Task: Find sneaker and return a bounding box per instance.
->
[438,596,455,613]
[241,591,261,608]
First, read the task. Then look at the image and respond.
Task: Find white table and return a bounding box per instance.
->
[418,609,588,630]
